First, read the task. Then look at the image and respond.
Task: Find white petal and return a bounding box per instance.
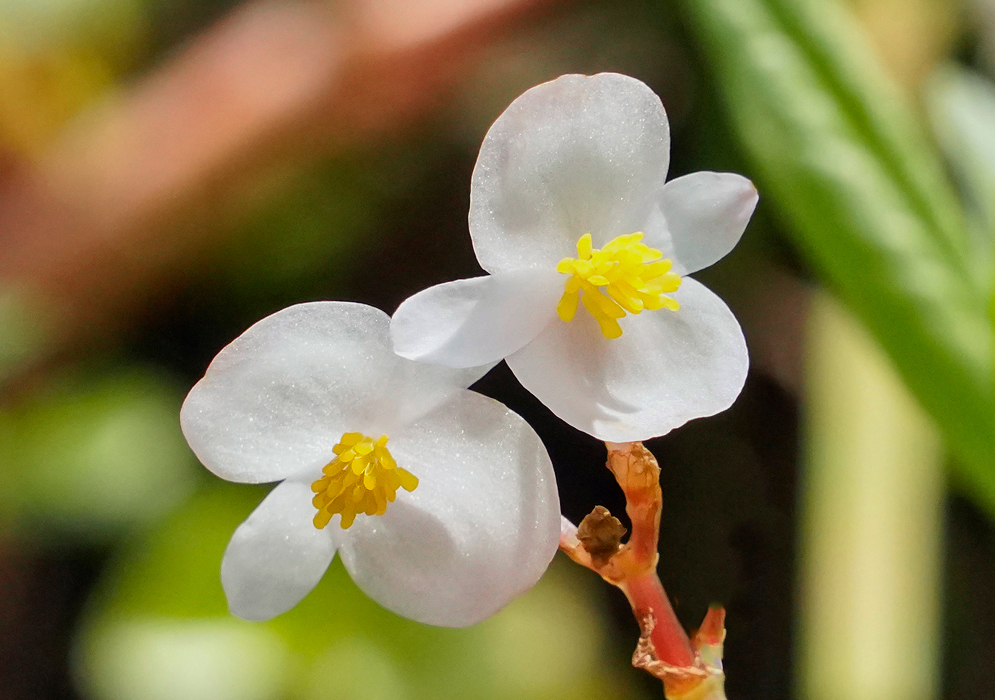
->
[506,278,748,442]
[376,356,494,434]
[336,391,560,627]
[470,73,671,274]
[390,270,563,368]
[221,479,336,621]
[180,302,396,483]
[560,515,578,540]
[645,172,758,275]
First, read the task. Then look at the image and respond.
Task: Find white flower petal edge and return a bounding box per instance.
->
[184,301,560,625]
[389,73,757,441]
[469,73,671,273]
[180,302,486,484]
[337,390,560,627]
[506,278,748,442]
[649,171,759,276]
[180,303,391,484]
[221,480,336,621]
[391,269,563,368]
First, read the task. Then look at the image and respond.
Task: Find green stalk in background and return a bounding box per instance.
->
[674,0,995,512]
[801,292,943,700]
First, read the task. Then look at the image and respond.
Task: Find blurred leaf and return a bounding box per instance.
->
[76,484,648,700]
[81,618,293,700]
[676,0,995,511]
[0,367,198,541]
[0,0,144,52]
[926,64,995,276]
[0,286,54,382]
[0,0,146,153]
[216,161,378,307]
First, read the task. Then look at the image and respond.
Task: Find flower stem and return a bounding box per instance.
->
[558,442,726,699]
[621,570,696,669]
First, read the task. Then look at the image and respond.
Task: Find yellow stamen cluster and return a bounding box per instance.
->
[311,432,418,529]
[556,232,682,338]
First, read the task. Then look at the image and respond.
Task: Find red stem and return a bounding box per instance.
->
[623,570,696,668]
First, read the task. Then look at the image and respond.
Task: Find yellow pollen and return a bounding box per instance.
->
[555,232,682,338]
[310,432,418,530]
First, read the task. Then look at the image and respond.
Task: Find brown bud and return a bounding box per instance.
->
[576,505,627,565]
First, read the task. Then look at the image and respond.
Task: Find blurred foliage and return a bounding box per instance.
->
[928,65,995,397]
[75,485,649,700]
[0,367,198,541]
[216,163,377,307]
[0,0,147,154]
[676,0,995,512]
[926,64,995,272]
[0,287,54,383]
[800,293,944,700]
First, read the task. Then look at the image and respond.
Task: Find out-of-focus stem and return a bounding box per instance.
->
[799,292,943,700]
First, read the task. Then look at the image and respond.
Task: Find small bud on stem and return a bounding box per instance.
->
[577,506,626,565]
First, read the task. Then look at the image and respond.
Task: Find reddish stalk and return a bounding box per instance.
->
[621,570,695,669]
[559,441,726,699]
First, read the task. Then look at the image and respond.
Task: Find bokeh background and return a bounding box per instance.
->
[0,0,992,698]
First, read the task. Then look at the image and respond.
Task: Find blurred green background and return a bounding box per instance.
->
[0,0,991,698]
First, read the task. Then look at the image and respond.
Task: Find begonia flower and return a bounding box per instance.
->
[391,73,757,442]
[180,302,560,626]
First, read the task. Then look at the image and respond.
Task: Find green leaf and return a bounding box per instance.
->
[0,367,199,541]
[925,64,995,281]
[0,286,54,383]
[676,0,995,511]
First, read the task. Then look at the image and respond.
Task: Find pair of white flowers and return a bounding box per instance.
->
[180,73,757,627]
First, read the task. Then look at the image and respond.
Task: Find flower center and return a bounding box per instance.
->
[555,232,682,338]
[311,432,418,530]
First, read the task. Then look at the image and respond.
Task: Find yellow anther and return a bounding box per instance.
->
[556,232,682,338]
[311,432,418,530]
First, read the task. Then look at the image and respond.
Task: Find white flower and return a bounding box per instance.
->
[180,302,560,627]
[391,73,757,442]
